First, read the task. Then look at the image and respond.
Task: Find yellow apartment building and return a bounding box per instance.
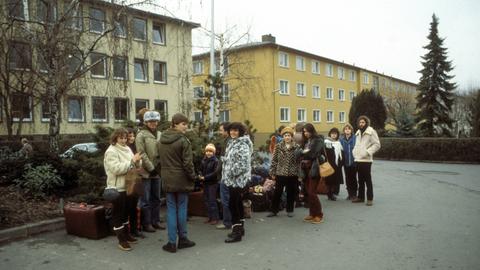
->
[192,34,417,145]
[0,0,199,138]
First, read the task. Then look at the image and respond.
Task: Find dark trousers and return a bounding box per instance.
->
[271,176,297,213]
[344,165,358,198]
[203,183,219,220]
[357,162,373,200]
[228,187,245,225]
[126,195,139,233]
[112,191,128,229]
[306,177,323,218]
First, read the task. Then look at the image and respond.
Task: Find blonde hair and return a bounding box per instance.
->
[343,123,354,133]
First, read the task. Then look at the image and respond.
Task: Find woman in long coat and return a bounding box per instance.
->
[324,128,344,201]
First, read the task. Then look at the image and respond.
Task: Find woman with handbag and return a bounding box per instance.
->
[299,123,326,224]
[126,128,145,238]
[104,128,142,251]
[324,128,344,201]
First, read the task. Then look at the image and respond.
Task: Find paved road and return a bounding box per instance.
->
[1,160,479,270]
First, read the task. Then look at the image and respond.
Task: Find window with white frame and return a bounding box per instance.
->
[221,84,229,102]
[67,96,85,122]
[89,7,105,33]
[154,100,168,120]
[363,72,369,84]
[8,41,31,70]
[37,0,57,23]
[113,15,127,38]
[11,94,32,122]
[194,111,203,123]
[296,56,305,71]
[339,111,346,123]
[133,18,147,41]
[214,57,229,75]
[339,89,345,101]
[153,23,166,45]
[135,99,149,121]
[280,107,290,122]
[193,86,204,99]
[297,108,306,122]
[279,80,289,95]
[349,90,356,101]
[296,82,306,97]
[313,110,321,122]
[92,97,108,122]
[112,56,127,80]
[193,61,203,75]
[153,61,167,83]
[114,98,128,121]
[219,110,230,122]
[41,99,50,122]
[349,70,356,81]
[325,63,333,77]
[312,85,320,98]
[338,67,345,80]
[326,87,333,100]
[312,61,320,74]
[279,52,289,68]
[134,59,148,82]
[327,110,334,123]
[0,99,2,122]
[7,0,28,19]
[37,54,48,73]
[67,52,82,75]
[90,53,107,78]
[64,1,82,30]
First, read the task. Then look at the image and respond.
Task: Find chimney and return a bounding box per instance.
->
[262,34,276,43]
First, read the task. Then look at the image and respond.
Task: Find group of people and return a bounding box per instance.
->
[103,110,380,253]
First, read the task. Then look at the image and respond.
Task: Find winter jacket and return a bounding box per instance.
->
[352,126,381,163]
[269,141,301,177]
[324,138,344,186]
[340,134,356,167]
[135,127,161,174]
[104,144,137,192]
[221,135,253,188]
[299,135,325,180]
[200,155,219,185]
[159,128,196,193]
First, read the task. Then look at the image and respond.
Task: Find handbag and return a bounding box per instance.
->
[125,170,144,196]
[319,149,335,177]
[316,177,328,194]
[103,176,120,201]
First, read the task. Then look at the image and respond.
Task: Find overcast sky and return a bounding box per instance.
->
[154,0,480,90]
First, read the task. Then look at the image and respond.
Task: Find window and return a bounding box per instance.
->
[279,52,289,68]
[89,8,105,33]
[41,99,50,122]
[37,53,48,73]
[37,0,57,23]
[154,100,168,120]
[325,64,333,77]
[338,67,345,80]
[193,86,204,99]
[349,70,356,81]
[339,112,346,123]
[327,111,334,123]
[9,42,31,69]
[297,108,306,122]
[194,112,203,123]
[67,52,82,75]
[312,61,320,74]
[214,57,229,75]
[193,61,203,75]
[64,1,82,30]
[363,72,369,84]
[349,90,356,101]
[153,61,166,83]
[133,18,147,41]
[219,110,230,122]
[114,98,128,121]
[7,0,28,19]
[92,97,108,122]
[221,84,229,102]
[113,15,127,38]
[67,96,85,122]
[280,107,290,122]
[313,110,321,122]
[339,89,345,101]
[134,59,148,82]
[296,83,306,97]
[90,53,107,78]
[11,94,32,122]
[0,99,3,122]
[279,80,289,95]
[135,99,149,121]
[152,23,166,45]
[296,56,305,71]
[326,87,333,100]
[312,85,320,98]
[112,56,127,80]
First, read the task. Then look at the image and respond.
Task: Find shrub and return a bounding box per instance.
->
[14,164,64,198]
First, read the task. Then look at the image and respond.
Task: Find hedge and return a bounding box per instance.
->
[377,137,480,163]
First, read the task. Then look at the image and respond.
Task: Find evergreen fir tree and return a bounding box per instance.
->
[348,89,387,132]
[416,14,456,137]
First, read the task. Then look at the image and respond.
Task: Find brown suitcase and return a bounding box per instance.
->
[188,191,208,217]
[64,202,109,239]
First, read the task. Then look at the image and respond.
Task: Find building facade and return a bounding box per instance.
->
[192,34,417,145]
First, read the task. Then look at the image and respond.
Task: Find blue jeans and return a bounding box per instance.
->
[219,183,232,227]
[203,184,219,220]
[166,192,188,244]
[140,177,161,226]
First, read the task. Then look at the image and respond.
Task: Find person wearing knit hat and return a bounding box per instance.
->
[280,126,294,136]
[199,143,220,225]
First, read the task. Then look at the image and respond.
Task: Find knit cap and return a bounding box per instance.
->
[280,126,294,136]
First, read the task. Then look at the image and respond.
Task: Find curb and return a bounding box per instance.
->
[0,217,65,245]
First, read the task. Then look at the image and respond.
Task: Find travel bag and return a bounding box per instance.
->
[64,202,109,239]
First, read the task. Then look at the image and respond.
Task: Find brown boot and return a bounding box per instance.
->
[143,224,156,233]
[122,222,138,243]
[114,226,132,251]
[152,222,166,230]
[352,198,365,203]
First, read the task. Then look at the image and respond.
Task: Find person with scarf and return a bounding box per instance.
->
[340,123,358,200]
[324,128,344,201]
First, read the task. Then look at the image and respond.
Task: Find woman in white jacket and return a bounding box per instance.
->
[104,128,142,251]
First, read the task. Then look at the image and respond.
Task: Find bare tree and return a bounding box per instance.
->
[385,89,417,136]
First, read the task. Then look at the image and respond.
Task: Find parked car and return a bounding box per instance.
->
[60,143,100,158]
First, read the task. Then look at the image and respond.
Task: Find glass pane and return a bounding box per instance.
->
[68,97,83,120]
[113,58,126,78]
[92,98,106,120]
[153,24,164,43]
[90,8,104,32]
[133,18,146,40]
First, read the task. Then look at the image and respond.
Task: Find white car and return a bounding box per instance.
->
[60,143,99,158]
